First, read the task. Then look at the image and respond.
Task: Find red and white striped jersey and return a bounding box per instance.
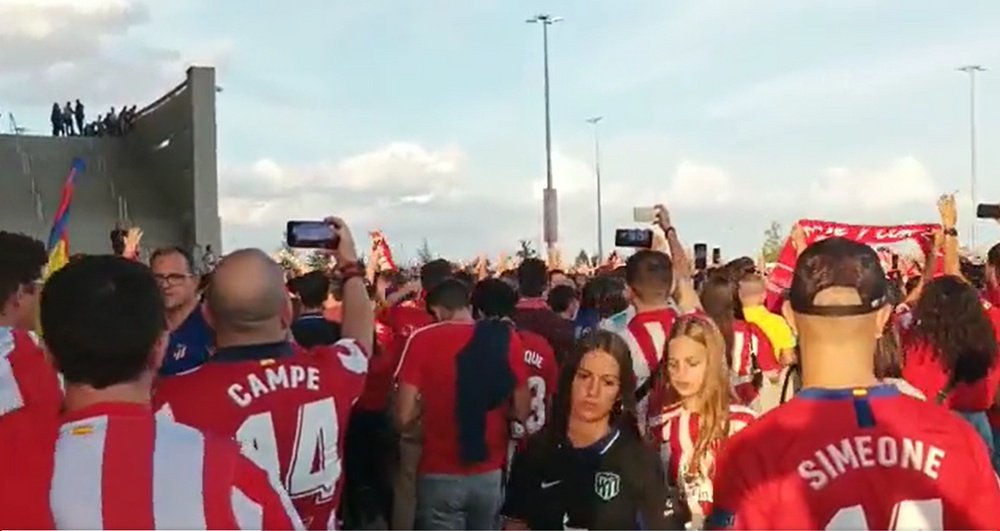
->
[648,402,757,517]
[601,307,679,429]
[154,339,368,530]
[728,321,777,406]
[6,401,303,529]
[0,327,62,423]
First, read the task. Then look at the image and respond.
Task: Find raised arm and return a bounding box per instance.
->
[327,216,374,355]
[938,195,962,279]
[655,204,700,312]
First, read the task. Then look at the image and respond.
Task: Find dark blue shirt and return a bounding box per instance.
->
[290,313,342,348]
[161,306,213,376]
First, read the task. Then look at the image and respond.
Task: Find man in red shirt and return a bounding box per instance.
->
[708,238,1000,530]
[0,232,62,427]
[987,242,1000,469]
[3,255,302,529]
[380,258,451,530]
[987,242,1000,308]
[514,258,574,363]
[155,217,373,530]
[394,279,531,530]
[472,278,558,452]
[600,250,680,432]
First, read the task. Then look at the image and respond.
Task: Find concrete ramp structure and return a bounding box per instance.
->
[0,66,222,258]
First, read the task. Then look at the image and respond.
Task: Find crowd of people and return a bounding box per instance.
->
[2,196,1000,530]
[50,100,138,138]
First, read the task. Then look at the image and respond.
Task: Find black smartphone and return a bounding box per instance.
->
[615,228,653,248]
[976,203,1000,219]
[694,243,708,271]
[286,221,339,249]
[712,247,721,266]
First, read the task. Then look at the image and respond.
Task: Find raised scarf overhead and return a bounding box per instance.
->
[766,220,940,309]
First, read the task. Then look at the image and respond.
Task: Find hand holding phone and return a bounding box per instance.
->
[286,218,359,264]
[324,216,358,264]
[286,221,337,249]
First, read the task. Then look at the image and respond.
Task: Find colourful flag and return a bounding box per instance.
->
[43,158,85,280]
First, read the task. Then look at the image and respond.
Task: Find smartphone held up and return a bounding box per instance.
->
[615,228,654,249]
[976,203,1000,220]
[286,220,340,249]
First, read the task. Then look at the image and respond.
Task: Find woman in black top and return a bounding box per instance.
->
[501,330,686,530]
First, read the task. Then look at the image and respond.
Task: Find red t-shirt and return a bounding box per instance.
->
[509,329,559,451]
[648,402,757,517]
[6,402,303,529]
[364,300,433,412]
[0,327,63,424]
[708,385,1000,530]
[354,317,396,411]
[395,320,531,475]
[729,321,778,406]
[900,299,1000,411]
[0,409,58,529]
[154,339,368,529]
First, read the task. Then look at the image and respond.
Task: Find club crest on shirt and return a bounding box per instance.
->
[172,344,187,361]
[594,471,621,501]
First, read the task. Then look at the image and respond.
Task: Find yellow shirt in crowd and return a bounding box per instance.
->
[743,305,795,364]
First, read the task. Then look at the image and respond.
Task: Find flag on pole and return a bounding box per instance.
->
[43,158,85,280]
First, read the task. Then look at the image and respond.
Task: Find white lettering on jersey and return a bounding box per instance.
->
[524,350,543,370]
[798,436,945,490]
[226,365,323,408]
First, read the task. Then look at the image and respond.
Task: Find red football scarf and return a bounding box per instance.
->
[766,220,940,308]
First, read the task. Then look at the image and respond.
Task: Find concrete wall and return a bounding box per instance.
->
[0,67,220,258]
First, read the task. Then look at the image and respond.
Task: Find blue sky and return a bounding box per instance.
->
[4,0,1000,262]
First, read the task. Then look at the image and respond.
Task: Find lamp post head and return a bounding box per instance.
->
[526,14,563,24]
[957,65,987,73]
[586,116,603,125]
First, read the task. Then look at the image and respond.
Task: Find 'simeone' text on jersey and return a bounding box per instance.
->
[798,435,945,490]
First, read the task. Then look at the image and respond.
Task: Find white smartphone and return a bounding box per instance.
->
[633,207,657,223]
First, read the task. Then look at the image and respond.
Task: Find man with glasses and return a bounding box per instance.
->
[151,247,213,375]
[708,238,1000,530]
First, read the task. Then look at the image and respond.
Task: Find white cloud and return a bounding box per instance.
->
[337,142,463,193]
[665,160,735,207]
[0,0,233,111]
[530,149,596,201]
[809,156,937,210]
[219,142,468,229]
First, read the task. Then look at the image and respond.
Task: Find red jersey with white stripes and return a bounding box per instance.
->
[509,329,558,451]
[601,307,678,429]
[728,321,778,406]
[0,327,62,424]
[154,339,369,530]
[6,402,303,529]
[648,402,757,517]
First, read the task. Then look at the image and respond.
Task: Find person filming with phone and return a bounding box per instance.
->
[154,216,374,529]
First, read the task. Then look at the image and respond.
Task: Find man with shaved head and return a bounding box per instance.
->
[155,217,374,529]
[709,238,1000,530]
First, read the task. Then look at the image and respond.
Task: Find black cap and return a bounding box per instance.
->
[788,237,888,316]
